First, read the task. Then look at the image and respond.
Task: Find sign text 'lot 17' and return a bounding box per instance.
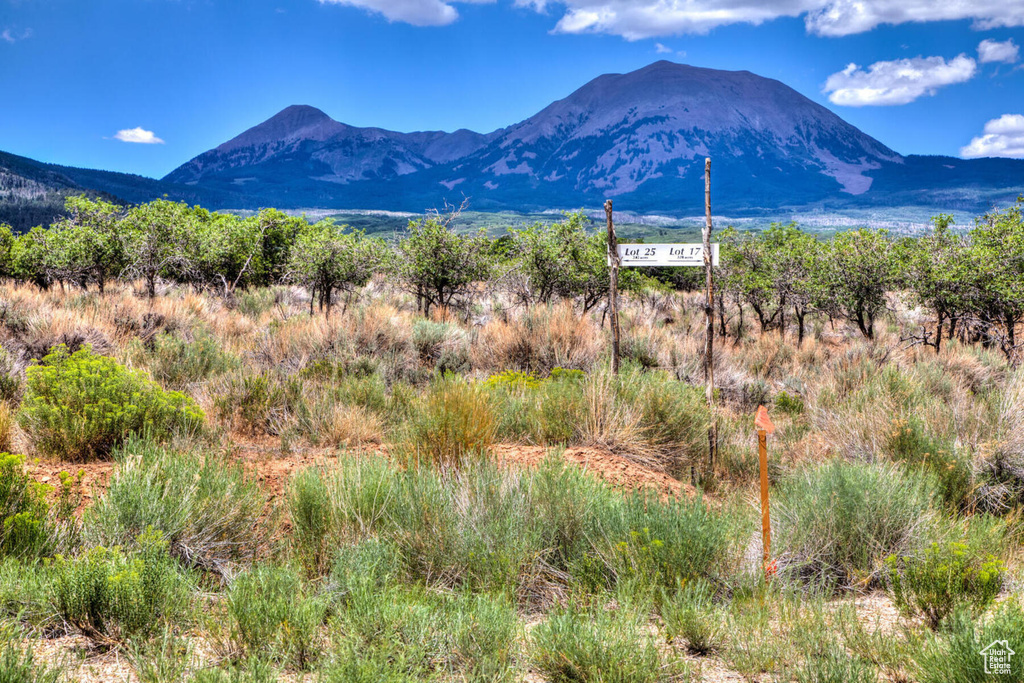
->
[616,243,719,267]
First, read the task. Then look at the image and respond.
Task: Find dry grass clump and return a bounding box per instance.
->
[320,403,384,448]
[0,401,15,453]
[579,369,649,462]
[473,302,601,374]
[402,375,495,467]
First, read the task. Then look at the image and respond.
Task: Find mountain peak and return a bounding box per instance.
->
[215,104,345,152]
[269,104,332,126]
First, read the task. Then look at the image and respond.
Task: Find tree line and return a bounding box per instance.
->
[0,195,1021,361]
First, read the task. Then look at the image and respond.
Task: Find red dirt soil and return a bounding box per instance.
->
[25,438,692,512]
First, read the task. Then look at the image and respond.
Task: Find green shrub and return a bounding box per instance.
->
[884,417,973,510]
[128,330,238,389]
[83,437,264,571]
[329,581,518,682]
[19,345,204,461]
[914,601,1024,683]
[0,454,50,559]
[213,370,299,436]
[775,390,805,415]
[885,541,1004,629]
[402,374,495,467]
[597,492,739,591]
[531,604,678,683]
[482,369,541,391]
[660,578,724,654]
[774,460,937,588]
[50,528,193,641]
[224,564,326,670]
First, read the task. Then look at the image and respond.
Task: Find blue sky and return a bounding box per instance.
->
[2,0,1023,178]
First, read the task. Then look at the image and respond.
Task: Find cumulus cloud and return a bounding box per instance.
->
[961,114,1024,158]
[318,0,493,26]
[978,38,1019,64]
[113,128,165,144]
[508,0,1024,40]
[654,42,673,53]
[823,54,976,106]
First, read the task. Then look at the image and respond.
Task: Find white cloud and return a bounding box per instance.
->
[961,114,1024,158]
[654,42,673,53]
[823,54,977,106]
[112,127,165,144]
[509,1,1024,40]
[978,38,1019,64]
[2,28,32,43]
[318,0,493,26]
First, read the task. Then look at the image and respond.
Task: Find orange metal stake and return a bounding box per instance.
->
[758,429,771,566]
[754,406,775,571]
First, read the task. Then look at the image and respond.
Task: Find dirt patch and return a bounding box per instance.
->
[26,460,115,516]
[492,444,693,498]
[24,438,692,514]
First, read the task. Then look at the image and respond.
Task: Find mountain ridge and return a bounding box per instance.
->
[4,60,1024,225]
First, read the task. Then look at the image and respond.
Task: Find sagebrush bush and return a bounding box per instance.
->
[51,528,193,641]
[83,437,264,572]
[288,454,735,599]
[885,540,1005,628]
[127,329,238,389]
[18,345,204,460]
[774,460,937,588]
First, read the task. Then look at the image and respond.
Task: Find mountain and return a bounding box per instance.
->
[0,149,240,231]
[165,104,497,195]
[4,61,1024,225]
[162,61,1024,213]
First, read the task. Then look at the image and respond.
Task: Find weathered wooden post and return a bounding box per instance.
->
[703,158,718,475]
[606,199,621,375]
[755,405,775,571]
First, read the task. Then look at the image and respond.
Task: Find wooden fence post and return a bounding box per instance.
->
[703,159,718,475]
[606,199,620,375]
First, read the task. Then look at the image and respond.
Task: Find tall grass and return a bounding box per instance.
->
[773,460,938,588]
[287,454,740,598]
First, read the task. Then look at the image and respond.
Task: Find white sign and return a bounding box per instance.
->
[616,243,719,267]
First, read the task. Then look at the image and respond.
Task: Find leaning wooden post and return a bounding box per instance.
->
[606,199,621,375]
[703,158,718,475]
[755,406,775,573]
